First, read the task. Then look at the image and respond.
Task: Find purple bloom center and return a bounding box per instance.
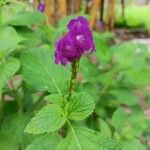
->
[54,16,95,65]
[76,35,84,42]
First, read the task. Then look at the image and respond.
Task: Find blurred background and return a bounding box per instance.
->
[0,0,150,149]
[29,0,150,49]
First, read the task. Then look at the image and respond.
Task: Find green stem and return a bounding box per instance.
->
[10,78,23,113]
[0,0,5,26]
[67,120,81,150]
[0,6,2,26]
[0,94,4,122]
[67,59,79,102]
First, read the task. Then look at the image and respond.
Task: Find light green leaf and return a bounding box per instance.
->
[94,32,113,62]
[20,47,70,93]
[16,26,42,48]
[121,139,146,150]
[110,89,138,106]
[125,68,150,86]
[98,119,111,138]
[44,94,63,105]
[111,42,136,69]
[0,58,20,94]
[25,104,66,134]
[57,126,120,150]
[111,107,127,131]
[7,11,45,26]
[26,133,62,150]
[0,26,23,58]
[67,92,95,121]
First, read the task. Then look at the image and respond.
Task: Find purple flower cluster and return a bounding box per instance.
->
[37,3,45,12]
[54,16,95,65]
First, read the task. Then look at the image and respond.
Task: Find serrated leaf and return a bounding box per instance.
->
[26,133,62,150]
[20,47,70,93]
[0,58,20,94]
[57,126,120,150]
[110,89,138,106]
[0,26,23,58]
[25,104,66,134]
[67,92,95,121]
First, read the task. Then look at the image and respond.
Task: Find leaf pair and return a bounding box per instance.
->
[25,92,95,134]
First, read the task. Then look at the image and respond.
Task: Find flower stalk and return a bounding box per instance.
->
[67,59,79,102]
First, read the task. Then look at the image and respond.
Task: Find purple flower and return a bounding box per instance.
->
[37,3,45,12]
[54,16,95,65]
[98,21,103,31]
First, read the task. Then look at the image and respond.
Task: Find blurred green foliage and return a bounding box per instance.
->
[116,5,150,30]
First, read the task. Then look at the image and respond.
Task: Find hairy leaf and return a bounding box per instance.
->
[57,126,120,150]
[67,92,95,121]
[26,133,62,150]
[20,47,70,93]
[25,104,66,134]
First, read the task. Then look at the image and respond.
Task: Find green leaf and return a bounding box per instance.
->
[94,32,113,62]
[44,94,63,105]
[26,133,62,150]
[57,126,120,150]
[67,92,95,121]
[20,47,70,93]
[0,114,34,150]
[0,58,20,94]
[98,119,111,138]
[111,42,137,69]
[111,108,127,131]
[16,26,42,48]
[25,104,66,134]
[0,26,23,58]
[111,107,147,139]
[121,139,146,150]
[7,11,45,26]
[124,68,150,86]
[110,89,138,106]
[80,57,100,82]
[0,133,17,150]
[77,82,100,103]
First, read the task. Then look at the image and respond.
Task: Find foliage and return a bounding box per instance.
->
[0,1,149,150]
[116,5,150,30]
